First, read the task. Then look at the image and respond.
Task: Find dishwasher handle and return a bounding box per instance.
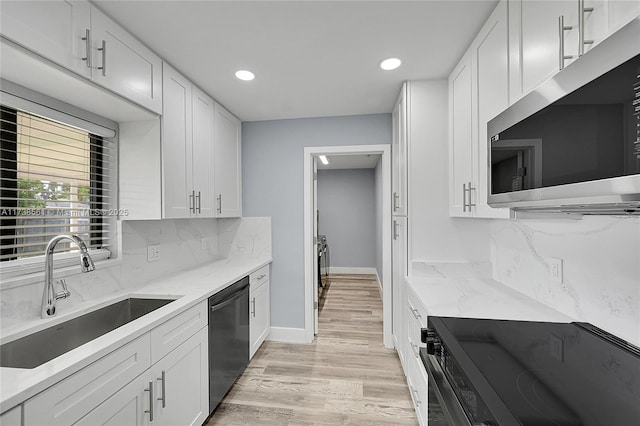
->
[210,284,249,313]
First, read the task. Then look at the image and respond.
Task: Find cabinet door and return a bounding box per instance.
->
[448,53,474,217]
[152,327,209,426]
[608,0,640,33]
[90,5,162,114]
[213,102,242,218]
[250,280,271,358]
[162,63,193,219]
[0,405,21,426]
[75,371,153,426]
[472,1,511,219]
[392,84,408,216]
[191,86,216,218]
[516,0,579,97]
[392,215,408,372]
[0,0,91,78]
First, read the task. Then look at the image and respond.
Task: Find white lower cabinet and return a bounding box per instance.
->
[249,265,271,358]
[150,327,208,426]
[22,301,208,426]
[79,327,209,426]
[0,405,21,426]
[405,285,428,425]
[24,334,152,425]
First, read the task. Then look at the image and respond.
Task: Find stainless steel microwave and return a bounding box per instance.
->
[487,17,640,214]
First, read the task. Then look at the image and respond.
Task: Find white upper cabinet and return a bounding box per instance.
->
[0,1,162,114]
[213,102,242,218]
[509,0,639,104]
[449,1,510,218]
[0,0,92,79]
[191,86,216,218]
[392,84,408,217]
[162,63,193,219]
[472,1,511,218]
[448,53,474,218]
[162,63,216,219]
[90,6,162,114]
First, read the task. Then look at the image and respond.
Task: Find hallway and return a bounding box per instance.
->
[207,274,417,425]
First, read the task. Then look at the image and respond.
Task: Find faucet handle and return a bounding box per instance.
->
[55,279,71,300]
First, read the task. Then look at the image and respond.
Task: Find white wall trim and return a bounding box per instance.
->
[266,327,310,344]
[328,266,377,275]
[304,144,393,348]
[375,270,383,299]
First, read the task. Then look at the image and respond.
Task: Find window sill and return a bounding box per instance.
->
[0,251,119,290]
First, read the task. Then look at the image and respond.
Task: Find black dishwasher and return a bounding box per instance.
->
[208,276,249,414]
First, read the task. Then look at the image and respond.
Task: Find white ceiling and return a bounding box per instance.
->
[317,154,381,170]
[94,0,499,122]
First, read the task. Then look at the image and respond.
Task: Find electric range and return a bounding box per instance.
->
[420,317,640,426]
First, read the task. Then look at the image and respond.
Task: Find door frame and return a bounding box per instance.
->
[303,144,393,348]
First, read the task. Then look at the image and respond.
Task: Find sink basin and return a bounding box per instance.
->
[0,298,175,369]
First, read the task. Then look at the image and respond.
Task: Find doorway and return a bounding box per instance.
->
[303,145,392,348]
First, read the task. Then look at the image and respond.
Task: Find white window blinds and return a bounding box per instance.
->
[0,105,113,261]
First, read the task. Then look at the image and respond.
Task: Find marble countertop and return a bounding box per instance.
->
[406,262,575,323]
[0,255,271,412]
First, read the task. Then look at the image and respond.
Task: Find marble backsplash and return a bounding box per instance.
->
[490,215,640,346]
[0,217,271,329]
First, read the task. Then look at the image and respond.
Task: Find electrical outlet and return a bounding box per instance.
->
[147,244,160,262]
[550,257,563,284]
[201,238,208,250]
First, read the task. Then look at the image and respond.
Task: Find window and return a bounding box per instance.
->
[0,105,113,263]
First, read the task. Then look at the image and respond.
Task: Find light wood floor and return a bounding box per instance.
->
[206,274,418,425]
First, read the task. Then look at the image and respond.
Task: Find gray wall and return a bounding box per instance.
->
[242,114,392,329]
[317,169,375,269]
[374,159,384,282]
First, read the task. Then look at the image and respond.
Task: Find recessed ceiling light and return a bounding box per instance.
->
[379,58,401,71]
[319,155,329,165]
[235,70,255,81]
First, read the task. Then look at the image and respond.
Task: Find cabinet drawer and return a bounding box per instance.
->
[250,265,269,287]
[24,334,151,426]
[150,301,207,364]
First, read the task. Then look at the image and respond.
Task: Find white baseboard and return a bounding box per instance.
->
[329,266,377,275]
[375,271,383,297]
[266,327,309,344]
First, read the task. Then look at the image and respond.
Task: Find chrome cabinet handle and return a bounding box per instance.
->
[257,274,267,280]
[393,220,399,240]
[578,0,594,56]
[217,194,222,214]
[410,342,420,358]
[189,191,195,214]
[467,181,476,209]
[81,29,91,68]
[393,192,400,211]
[410,307,421,320]
[97,40,106,76]
[251,297,256,317]
[558,16,574,70]
[157,370,166,408]
[462,183,467,212]
[196,191,201,214]
[410,386,422,406]
[144,381,154,421]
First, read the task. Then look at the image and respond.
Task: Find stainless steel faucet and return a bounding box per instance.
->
[41,235,95,318]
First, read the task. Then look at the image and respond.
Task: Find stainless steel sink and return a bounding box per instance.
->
[0,298,175,369]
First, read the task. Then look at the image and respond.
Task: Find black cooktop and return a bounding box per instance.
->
[424,317,640,426]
